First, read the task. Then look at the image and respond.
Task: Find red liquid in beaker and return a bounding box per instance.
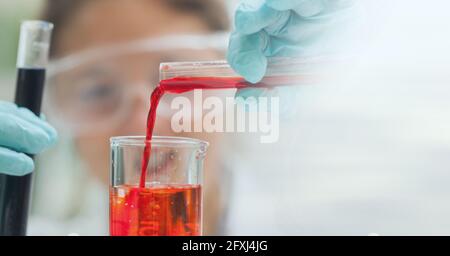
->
[110,184,201,236]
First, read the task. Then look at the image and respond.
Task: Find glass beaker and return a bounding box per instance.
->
[110,136,208,236]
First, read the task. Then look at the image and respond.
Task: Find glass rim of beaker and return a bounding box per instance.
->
[110,135,209,149]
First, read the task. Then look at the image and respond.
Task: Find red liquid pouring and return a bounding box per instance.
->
[139,76,307,187]
[139,75,304,187]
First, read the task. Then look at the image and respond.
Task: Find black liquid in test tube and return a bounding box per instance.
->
[0,21,53,236]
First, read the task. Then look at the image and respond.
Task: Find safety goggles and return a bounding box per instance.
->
[43,33,228,136]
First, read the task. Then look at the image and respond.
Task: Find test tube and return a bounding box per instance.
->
[0,21,53,236]
[159,56,338,86]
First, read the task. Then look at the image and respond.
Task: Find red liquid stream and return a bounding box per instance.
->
[141,77,274,187]
[139,76,306,187]
[110,184,201,236]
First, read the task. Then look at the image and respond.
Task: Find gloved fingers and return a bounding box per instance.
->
[0,111,56,154]
[264,11,354,56]
[267,0,355,18]
[0,102,57,145]
[267,0,326,17]
[234,1,283,35]
[17,108,58,141]
[227,31,268,83]
[0,102,57,141]
[264,28,326,56]
[266,0,303,10]
[0,147,34,176]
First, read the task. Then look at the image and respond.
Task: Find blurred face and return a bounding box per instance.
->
[51,0,223,183]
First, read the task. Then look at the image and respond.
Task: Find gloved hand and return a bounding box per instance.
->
[228,0,356,84]
[0,101,57,176]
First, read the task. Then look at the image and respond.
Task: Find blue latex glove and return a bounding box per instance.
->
[228,0,356,84]
[0,101,57,176]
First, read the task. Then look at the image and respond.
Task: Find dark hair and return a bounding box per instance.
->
[41,0,230,56]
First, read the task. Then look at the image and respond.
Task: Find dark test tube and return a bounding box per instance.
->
[0,69,45,235]
[0,21,53,236]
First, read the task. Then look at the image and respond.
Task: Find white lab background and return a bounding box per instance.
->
[223,0,450,235]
